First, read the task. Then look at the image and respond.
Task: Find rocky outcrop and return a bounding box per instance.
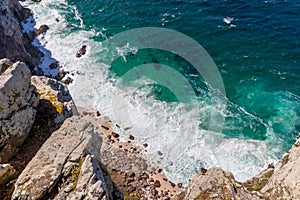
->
[0,0,41,70]
[259,139,300,199]
[31,75,77,125]
[0,59,39,163]
[180,167,263,200]
[175,138,300,200]
[12,116,123,200]
[243,166,274,193]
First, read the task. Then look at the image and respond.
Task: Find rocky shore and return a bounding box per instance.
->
[1,0,300,199]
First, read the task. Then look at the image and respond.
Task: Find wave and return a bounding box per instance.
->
[21,0,292,185]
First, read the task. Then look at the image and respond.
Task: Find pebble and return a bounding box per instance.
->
[129,134,135,140]
[111,132,119,138]
[169,181,176,187]
[268,163,274,169]
[142,173,149,179]
[63,77,73,85]
[101,125,109,130]
[128,172,135,177]
[124,127,132,130]
[201,167,207,174]
[154,180,161,188]
[96,111,101,116]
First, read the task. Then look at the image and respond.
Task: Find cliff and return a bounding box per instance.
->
[0,0,41,70]
[0,0,300,200]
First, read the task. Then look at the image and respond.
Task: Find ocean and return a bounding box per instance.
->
[22,0,300,185]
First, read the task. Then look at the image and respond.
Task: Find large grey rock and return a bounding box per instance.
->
[260,139,300,199]
[0,59,39,163]
[12,116,122,200]
[182,167,263,200]
[0,0,41,69]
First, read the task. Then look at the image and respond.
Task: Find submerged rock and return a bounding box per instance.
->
[76,45,87,58]
[0,59,39,163]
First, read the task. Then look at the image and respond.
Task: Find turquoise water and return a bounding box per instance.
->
[23,0,300,183]
[68,0,300,149]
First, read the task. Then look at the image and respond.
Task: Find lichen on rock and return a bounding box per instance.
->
[0,59,39,163]
[12,117,123,200]
[31,75,78,125]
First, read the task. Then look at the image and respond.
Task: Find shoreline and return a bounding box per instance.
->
[76,106,183,198]
[1,0,300,199]
[18,0,288,185]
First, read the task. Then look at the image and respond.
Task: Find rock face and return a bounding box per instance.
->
[31,75,77,125]
[181,167,262,200]
[259,139,300,199]
[0,0,41,70]
[12,116,123,200]
[0,59,39,163]
[177,138,300,200]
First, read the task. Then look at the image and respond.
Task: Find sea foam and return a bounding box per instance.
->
[22,0,283,185]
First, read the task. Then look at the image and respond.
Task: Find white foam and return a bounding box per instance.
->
[22,0,283,185]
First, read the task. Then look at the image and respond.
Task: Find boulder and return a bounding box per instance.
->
[0,59,39,163]
[12,116,123,200]
[76,45,87,58]
[182,167,263,200]
[31,76,77,124]
[35,24,49,35]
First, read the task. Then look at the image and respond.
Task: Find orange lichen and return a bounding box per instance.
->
[36,88,63,114]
